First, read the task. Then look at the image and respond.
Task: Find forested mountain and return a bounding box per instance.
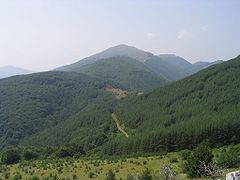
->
[0,71,118,150]
[192,60,224,72]
[156,54,193,79]
[103,55,240,155]
[0,55,237,155]
[158,54,193,70]
[74,57,167,91]
[157,54,224,79]
[56,44,223,82]
[0,66,34,79]
[56,44,155,71]
[0,48,236,156]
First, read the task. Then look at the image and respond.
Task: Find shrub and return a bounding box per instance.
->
[140,168,152,180]
[55,147,72,158]
[23,150,38,160]
[29,176,40,180]
[13,173,22,180]
[72,174,77,180]
[105,170,116,180]
[1,148,21,164]
[217,145,240,168]
[127,174,139,180]
[4,172,10,179]
[185,142,213,178]
[88,171,95,178]
[180,149,191,160]
[169,157,178,163]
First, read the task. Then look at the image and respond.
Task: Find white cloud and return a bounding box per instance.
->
[147,33,157,39]
[177,29,190,40]
[200,25,208,32]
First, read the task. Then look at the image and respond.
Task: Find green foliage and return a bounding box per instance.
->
[105,169,117,180]
[108,56,240,155]
[29,176,40,180]
[55,147,72,158]
[0,71,117,150]
[180,149,191,160]
[55,144,85,158]
[0,54,239,158]
[88,171,95,178]
[23,149,38,160]
[13,173,22,180]
[217,144,240,168]
[126,174,136,180]
[1,148,21,164]
[140,167,153,180]
[79,57,167,91]
[72,174,78,179]
[185,142,213,178]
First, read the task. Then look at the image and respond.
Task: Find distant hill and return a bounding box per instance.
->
[56,44,223,82]
[192,60,224,72]
[158,54,193,70]
[0,66,34,79]
[157,54,224,79]
[76,56,167,91]
[57,44,154,71]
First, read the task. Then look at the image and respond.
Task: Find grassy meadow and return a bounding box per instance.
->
[0,151,238,180]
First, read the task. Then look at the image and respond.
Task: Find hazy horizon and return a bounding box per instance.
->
[0,0,239,71]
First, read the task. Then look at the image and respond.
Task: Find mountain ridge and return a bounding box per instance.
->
[0,66,34,79]
[56,44,224,81]
[0,55,238,154]
[107,55,240,154]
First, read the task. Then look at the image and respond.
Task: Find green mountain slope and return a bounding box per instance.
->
[105,55,240,155]
[0,71,117,149]
[56,44,155,71]
[57,44,222,82]
[144,56,188,81]
[156,54,194,79]
[0,53,237,156]
[158,54,193,69]
[191,60,224,72]
[156,54,224,80]
[78,57,167,91]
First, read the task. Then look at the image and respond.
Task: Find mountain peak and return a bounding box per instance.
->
[111,44,132,48]
[90,44,154,62]
[56,44,155,71]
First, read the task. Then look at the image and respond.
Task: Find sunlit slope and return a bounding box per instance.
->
[108,55,240,154]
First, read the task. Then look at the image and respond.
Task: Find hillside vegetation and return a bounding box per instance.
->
[57,44,221,82]
[104,55,240,155]
[0,71,117,150]
[0,143,239,179]
[0,54,238,158]
[78,57,167,91]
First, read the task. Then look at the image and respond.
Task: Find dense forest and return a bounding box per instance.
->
[56,44,221,81]
[104,55,240,155]
[0,71,118,151]
[0,55,239,158]
[78,57,167,91]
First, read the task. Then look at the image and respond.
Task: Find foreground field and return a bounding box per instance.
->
[0,151,238,180]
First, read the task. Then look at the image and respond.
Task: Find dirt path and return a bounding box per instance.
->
[111,113,129,138]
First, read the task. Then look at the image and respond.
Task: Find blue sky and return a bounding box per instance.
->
[0,0,239,71]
